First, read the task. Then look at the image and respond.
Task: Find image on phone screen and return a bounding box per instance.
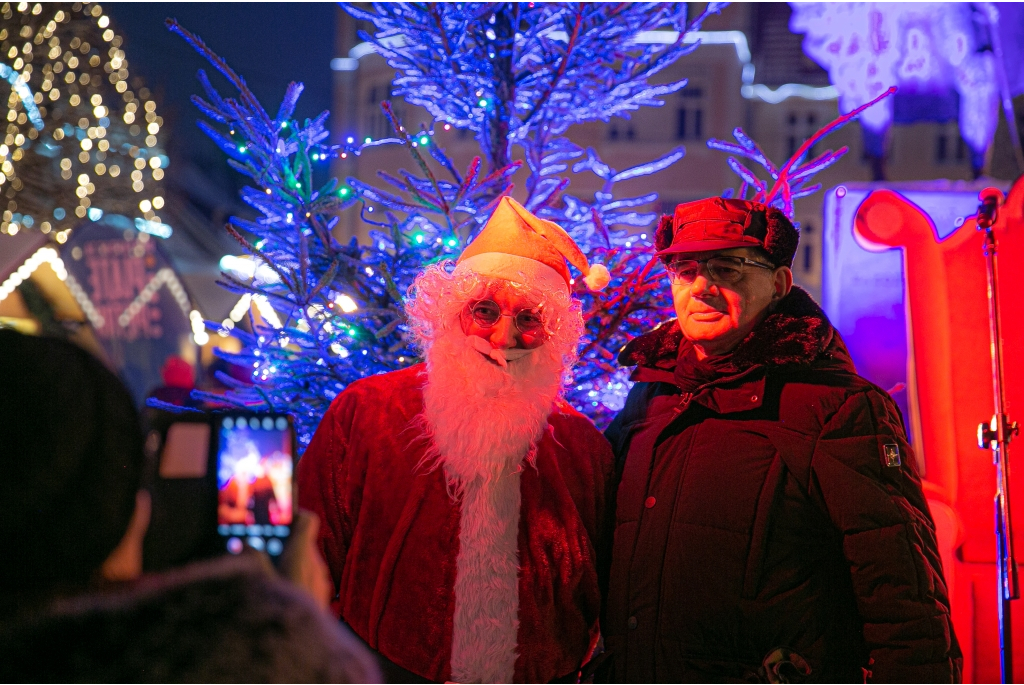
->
[215,414,293,557]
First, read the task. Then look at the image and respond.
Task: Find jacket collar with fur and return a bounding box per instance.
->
[619,286,852,377]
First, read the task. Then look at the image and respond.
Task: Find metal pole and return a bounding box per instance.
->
[999,498,1016,682]
[976,187,1021,683]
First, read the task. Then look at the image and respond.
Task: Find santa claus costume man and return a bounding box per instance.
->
[298,197,615,683]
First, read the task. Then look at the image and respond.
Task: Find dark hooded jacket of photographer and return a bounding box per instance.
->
[603,287,961,683]
[0,553,380,683]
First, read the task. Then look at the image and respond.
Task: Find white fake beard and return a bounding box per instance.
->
[421,327,567,486]
[420,326,569,683]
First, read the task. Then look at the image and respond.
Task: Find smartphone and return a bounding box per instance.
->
[212,413,296,559]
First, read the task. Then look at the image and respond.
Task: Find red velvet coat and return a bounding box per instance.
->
[298,364,614,683]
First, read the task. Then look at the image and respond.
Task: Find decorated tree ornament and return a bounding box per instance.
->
[0,2,167,244]
[167,3,723,442]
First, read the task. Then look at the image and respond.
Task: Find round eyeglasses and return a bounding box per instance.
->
[466,299,546,334]
[666,255,774,285]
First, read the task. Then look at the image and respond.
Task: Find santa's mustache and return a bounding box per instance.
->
[466,335,535,369]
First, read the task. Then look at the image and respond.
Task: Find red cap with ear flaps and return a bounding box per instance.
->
[655,197,799,268]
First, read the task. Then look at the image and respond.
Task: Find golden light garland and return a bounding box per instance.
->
[0,1,166,244]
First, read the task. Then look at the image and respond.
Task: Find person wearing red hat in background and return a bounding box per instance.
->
[150,355,196,407]
[603,198,961,683]
[298,196,615,683]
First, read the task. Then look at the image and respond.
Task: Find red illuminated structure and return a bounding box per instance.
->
[855,177,1024,683]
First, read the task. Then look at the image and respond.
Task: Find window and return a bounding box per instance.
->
[786,111,818,160]
[676,87,704,141]
[608,121,635,142]
[806,113,817,159]
[935,125,966,164]
[936,134,947,163]
[801,222,814,272]
[787,113,798,157]
[677,109,703,140]
[364,84,400,141]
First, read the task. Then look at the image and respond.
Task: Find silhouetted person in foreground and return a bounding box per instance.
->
[0,329,380,683]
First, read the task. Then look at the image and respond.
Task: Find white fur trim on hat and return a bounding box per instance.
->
[453,252,569,294]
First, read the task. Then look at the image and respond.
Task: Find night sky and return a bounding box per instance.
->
[104,3,336,201]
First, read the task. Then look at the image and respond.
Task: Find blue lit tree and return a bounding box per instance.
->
[167,2,724,445]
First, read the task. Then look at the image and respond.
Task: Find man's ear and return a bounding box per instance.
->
[772,266,793,302]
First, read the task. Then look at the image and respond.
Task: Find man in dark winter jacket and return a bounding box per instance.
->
[603,198,961,683]
[0,329,379,683]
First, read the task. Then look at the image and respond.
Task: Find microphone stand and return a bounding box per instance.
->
[976,187,1022,683]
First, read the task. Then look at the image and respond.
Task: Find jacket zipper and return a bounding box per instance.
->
[670,365,763,416]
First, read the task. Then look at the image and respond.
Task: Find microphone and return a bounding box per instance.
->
[977,187,1005,229]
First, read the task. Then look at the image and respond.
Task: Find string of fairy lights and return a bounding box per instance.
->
[0,2,221,347]
[0,1,167,244]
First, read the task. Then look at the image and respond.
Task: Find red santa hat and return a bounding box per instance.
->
[453,196,610,294]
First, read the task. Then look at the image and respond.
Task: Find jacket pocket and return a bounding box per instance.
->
[742,452,786,599]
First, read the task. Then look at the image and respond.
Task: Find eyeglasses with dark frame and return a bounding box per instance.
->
[666,255,775,285]
[465,299,546,335]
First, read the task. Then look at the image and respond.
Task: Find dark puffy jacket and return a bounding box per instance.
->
[604,287,961,683]
[0,553,381,683]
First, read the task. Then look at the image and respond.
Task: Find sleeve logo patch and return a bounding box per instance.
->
[883,443,902,468]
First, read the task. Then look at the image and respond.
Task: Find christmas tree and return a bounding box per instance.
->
[0,1,167,244]
[169,3,726,446]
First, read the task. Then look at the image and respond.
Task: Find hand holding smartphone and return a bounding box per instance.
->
[147,411,297,567]
[150,411,331,606]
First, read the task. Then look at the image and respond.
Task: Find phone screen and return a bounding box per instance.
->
[215,414,294,558]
